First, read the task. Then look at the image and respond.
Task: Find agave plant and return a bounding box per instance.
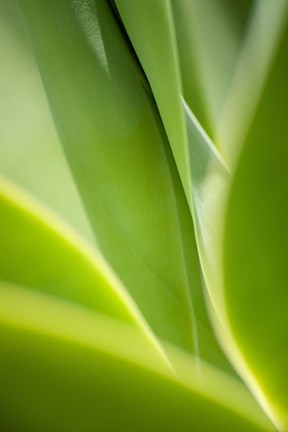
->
[1,0,288,431]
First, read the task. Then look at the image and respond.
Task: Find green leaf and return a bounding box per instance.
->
[171,0,252,135]
[0,176,147,327]
[179,100,244,379]
[111,2,230,323]
[223,15,288,431]
[0,0,94,242]
[0,282,275,432]
[111,0,233,372]
[216,0,288,163]
[183,99,229,319]
[114,0,192,208]
[16,0,204,356]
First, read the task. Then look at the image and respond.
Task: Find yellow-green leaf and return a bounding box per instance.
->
[0,282,275,432]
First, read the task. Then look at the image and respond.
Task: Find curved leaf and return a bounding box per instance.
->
[16,0,206,355]
[183,99,229,319]
[112,0,232,372]
[0,177,147,327]
[0,282,275,432]
[223,16,288,431]
[114,0,192,207]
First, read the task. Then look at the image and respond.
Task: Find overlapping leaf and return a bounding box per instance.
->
[115,0,192,206]
[0,177,147,326]
[6,0,288,429]
[0,282,275,432]
[112,0,235,373]
[16,0,205,356]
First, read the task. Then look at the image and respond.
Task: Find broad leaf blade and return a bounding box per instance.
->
[223,15,288,430]
[16,0,201,355]
[0,282,275,432]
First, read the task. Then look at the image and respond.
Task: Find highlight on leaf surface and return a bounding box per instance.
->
[1,0,288,430]
[15,0,229,367]
[0,282,275,432]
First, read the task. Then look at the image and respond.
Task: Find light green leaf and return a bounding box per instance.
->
[223,16,288,431]
[216,0,288,163]
[179,100,244,379]
[114,0,192,208]
[0,282,275,432]
[112,0,232,372]
[112,2,230,317]
[0,0,94,242]
[0,177,148,327]
[16,0,204,355]
[183,99,229,319]
[171,0,252,134]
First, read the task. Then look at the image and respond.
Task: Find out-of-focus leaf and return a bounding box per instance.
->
[216,0,288,163]
[171,0,252,134]
[16,0,205,356]
[0,282,275,432]
[223,17,288,431]
[0,0,94,242]
[0,177,150,328]
[114,0,192,207]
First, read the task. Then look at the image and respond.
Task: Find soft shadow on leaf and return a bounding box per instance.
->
[115,0,192,207]
[171,0,252,135]
[0,177,150,328]
[0,282,275,432]
[223,13,288,431]
[16,0,211,359]
[216,0,288,163]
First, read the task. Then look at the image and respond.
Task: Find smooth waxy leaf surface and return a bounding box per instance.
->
[16,0,205,355]
[0,282,275,432]
[223,16,288,431]
[183,100,229,319]
[0,177,147,326]
[115,0,192,207]
[113,0,232,372]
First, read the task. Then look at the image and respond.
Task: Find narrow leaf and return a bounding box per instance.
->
[114,0,192,207]
[183,99,229,319]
